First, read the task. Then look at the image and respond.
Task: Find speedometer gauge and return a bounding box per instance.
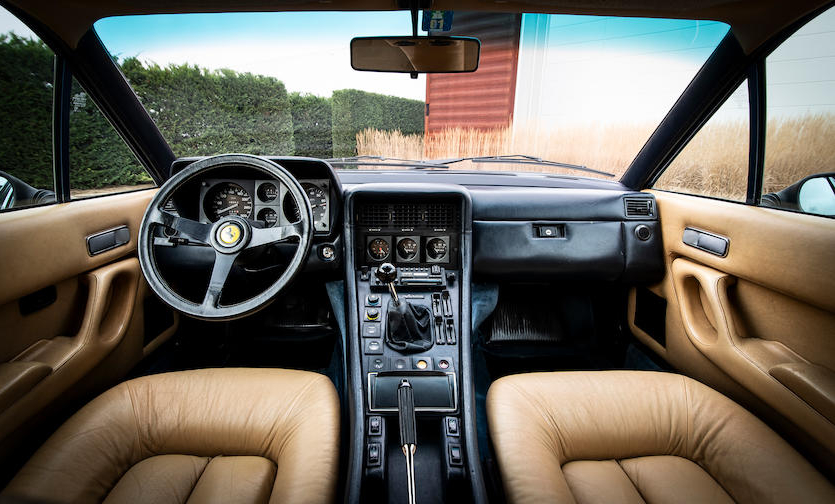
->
[204,183,253,221]
[302,183,328,228]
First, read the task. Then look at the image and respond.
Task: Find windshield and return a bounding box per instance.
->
[94,12,729,178]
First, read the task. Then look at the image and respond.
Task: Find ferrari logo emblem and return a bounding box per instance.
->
[218,224,241,245]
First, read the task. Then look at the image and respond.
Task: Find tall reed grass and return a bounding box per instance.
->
[356,113,834,199]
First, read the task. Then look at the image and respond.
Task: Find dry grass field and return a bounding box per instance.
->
[356,113,834,200]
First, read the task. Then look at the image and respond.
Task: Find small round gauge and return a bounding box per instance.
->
[426,237,448,260]
[257,208,278,227]
[302,183,328,228]
[397,238,418,260]
[204,182,253,221]
[368,238,390,261]
[257,182,278,202]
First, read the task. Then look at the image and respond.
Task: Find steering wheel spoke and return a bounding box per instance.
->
[202,251,238,309]
[247,221,303,249]
[149,207,213,244]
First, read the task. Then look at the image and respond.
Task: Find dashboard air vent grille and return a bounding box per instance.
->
[357,204,391,228]
[357,202,457,229]
[624,198,654,218]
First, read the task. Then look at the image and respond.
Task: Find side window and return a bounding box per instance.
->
[69,77,155,199]
[761,7,835,217]
[0,9,56,211]
[653,80,749,201]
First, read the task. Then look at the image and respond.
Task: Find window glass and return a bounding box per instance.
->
[761,7,835,217]
[0,8,56,211]
[69,77,154,199]
[94,13,729,178]
[653,80,749,201]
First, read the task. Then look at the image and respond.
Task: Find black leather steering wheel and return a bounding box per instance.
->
[138,154,313,320]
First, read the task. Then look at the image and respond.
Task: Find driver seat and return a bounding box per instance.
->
[1,368,340,504]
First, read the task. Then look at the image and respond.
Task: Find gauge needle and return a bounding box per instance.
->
[216,203,238,214]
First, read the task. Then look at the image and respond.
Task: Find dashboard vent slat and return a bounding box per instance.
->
[358,203,457,229]
[624,198,654,218]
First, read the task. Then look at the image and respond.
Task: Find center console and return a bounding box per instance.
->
[343,184,484,503]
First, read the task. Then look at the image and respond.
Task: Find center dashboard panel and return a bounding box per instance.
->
[345,185,477,503]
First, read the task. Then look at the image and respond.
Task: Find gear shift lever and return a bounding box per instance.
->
[375,262,400,305]
[376,263,433,353]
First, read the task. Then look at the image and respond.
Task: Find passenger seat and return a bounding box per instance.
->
[487,371,835,503]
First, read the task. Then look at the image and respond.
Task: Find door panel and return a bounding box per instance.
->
[629,190,835,469]
[0,189,178,472]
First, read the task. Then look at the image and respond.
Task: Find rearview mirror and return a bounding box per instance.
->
[351,36,480,74]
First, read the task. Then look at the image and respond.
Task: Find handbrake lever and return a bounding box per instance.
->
[398,379,417,504]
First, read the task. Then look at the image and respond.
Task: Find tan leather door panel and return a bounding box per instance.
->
[0,189,177,463]
[629,190,835,469]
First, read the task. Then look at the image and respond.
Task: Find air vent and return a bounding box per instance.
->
[624,198,654,218]
[357,204,391,228]
[357,203,457,229]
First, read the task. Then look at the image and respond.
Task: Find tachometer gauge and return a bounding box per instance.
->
[257,182,278,202]
[204,182,253,221]
[426,237,448,260]
[368,238,390,261]
[302,183,328,227]
[397,238,418,260]
[257,208,278,227]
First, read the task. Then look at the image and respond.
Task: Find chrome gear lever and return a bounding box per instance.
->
[398,379,417,504]
[375,262,400,306]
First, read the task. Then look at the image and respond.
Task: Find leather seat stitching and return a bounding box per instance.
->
[125,382,145,457]
[186,455,214,502]
[615,458,648,504]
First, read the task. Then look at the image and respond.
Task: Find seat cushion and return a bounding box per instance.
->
[2,368,340,504]
[486,370,835,504]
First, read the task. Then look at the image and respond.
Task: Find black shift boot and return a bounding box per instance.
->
[386,299,433,352]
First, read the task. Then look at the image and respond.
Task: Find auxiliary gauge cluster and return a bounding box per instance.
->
[365,235,450,264]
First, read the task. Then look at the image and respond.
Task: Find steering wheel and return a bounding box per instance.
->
[138,154,313,320]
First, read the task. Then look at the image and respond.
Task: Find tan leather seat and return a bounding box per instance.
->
[1,368,340,504]
[487,371,835,504]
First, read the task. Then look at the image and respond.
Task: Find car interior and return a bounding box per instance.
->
[0,1,834,503]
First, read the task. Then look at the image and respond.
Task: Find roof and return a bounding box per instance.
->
[7,0,831,53]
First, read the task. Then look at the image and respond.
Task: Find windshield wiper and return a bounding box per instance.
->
[438,154,615,178]
[325,155,448,170]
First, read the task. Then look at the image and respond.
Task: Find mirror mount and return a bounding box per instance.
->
[351,4,480,76]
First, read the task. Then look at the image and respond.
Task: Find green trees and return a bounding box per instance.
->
[122,58,295,158]
[332,89,425,157]
[0,35,54,189]
[0,36,425,189]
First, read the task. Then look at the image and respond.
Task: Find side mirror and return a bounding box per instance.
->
[0,174,14,210]
[350,36,480,74]
[762,172,835,216]
[798,174,835,216]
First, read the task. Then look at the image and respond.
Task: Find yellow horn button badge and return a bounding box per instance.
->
[218,224,242,245]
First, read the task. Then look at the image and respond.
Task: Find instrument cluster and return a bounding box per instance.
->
[199,178,331,232]
[366,235,450,264]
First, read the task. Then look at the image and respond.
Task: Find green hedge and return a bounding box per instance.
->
[69,80,151,188]
[0,35,55,189]
[290,92,332,158]
[331,89,424,157]
[122,58,295,158]
[0,36,427,190]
